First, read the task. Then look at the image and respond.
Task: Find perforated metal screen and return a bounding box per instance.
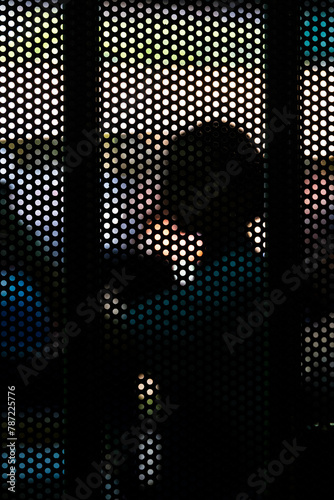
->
[300,1,334,422]
[1,1,65,499]
[1,1,334,500]
[94,2,269,499]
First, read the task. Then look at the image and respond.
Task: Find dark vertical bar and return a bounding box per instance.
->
[267,0,302,498]
[63,0,101,497]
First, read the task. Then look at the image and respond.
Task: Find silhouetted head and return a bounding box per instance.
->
[166,119,264,254]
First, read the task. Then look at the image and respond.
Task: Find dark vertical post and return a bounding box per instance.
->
[267,1,301,498]
[63,0,101,497]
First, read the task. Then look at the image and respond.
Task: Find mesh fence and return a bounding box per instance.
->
[1,1,334,499]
